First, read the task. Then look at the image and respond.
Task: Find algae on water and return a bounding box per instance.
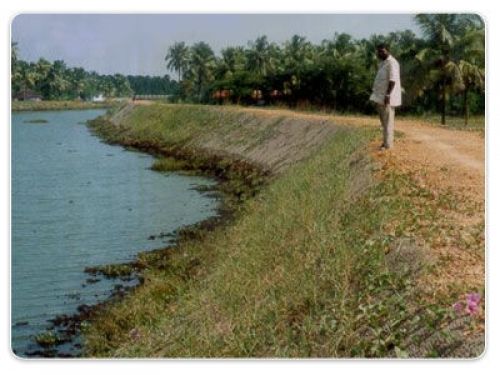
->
[24,118,48,124]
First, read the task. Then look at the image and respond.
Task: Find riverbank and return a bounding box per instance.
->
[12,108,223,357]
[11,100,116,112]
[83,103,484,358]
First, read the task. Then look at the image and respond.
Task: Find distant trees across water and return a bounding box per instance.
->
[11,49,179,102]
[165,14,484,124]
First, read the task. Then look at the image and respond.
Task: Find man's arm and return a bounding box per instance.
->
[385,58,398,105]
[384,80,395,105]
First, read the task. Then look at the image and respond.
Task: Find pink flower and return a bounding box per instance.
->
[465,293,482,315]
[452,293,482,316]
[453,302,463,313]
[466,302,478,315]
[466,293,481,304]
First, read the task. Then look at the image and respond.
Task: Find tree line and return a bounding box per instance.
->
[166,14,484,124]
[11,46,179,101]
[11,14,484,124]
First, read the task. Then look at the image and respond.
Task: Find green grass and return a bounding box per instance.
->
[150,157,189,172]
[82,104,482,358]
[11,100,115,112]
[108,103,235,144]
[102,103,296,152]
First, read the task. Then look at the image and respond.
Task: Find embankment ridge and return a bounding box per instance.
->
[83,103,483,358]
[106,103,342,174]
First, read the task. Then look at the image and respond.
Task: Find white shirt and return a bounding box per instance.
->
[369,55,402,107]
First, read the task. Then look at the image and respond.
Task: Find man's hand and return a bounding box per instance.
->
[385,80,395,106]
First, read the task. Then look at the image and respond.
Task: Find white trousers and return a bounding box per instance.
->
[376,104,395,148]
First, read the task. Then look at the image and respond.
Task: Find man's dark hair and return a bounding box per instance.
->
[376,43,390,51]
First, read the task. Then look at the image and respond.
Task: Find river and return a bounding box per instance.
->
[11,109,219,357]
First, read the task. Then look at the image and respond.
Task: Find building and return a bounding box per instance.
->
[91,94,105,102]
[14,90,43,101]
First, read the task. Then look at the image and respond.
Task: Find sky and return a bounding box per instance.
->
[12,14,420,76]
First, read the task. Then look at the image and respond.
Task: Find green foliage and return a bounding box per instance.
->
[165,41,190,82]
[127,75,178,96]
[165,15,484,120]
[407,14,485,124]
[85,263,137,278]
[185,42,216,102]
[35,331,62,347]
[12,14,485,119]
[11,49,179,101]
[150,157,188,172]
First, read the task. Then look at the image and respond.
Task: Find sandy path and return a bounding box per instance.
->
[394,120,484,174]
[370,118,485,307]
[377,118,485,207]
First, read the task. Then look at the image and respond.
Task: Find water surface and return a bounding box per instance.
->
[11,109,218,356]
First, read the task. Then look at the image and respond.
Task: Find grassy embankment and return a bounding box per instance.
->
[83,103,483,358]
[11,100,116,112]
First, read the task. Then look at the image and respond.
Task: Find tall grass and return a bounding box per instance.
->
[83,104,482,358]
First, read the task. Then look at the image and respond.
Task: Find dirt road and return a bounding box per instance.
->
[371,118,485,303]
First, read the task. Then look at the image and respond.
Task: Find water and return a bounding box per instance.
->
[11,109,219,357]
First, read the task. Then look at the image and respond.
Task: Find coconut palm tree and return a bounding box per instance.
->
[11,42,20,77]
[283,35,314,69]
[456,27,485,125]
[246,36,275,77]
[215,46,246,80]
[186,42,216,101]
[18,65,37,99]
[68,67,88,99]
[32,58,52,97]
[34,58,52,79]
[11,42,22,96]
[410,14,484,124]
[459,60,484,125]
[43,60,71,99]
[413,47,464,125]
[166,42,190,82]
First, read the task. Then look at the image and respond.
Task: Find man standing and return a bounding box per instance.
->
[370,43,402,150]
